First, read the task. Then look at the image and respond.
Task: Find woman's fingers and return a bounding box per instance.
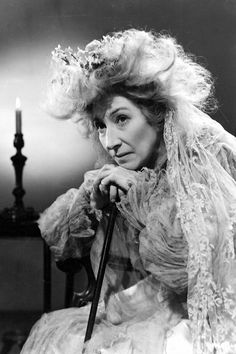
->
[118,189,125,200]
[99,182,108,194]
[93,165,115,193]
[109,185,118,203]
[100,174,131,192]
[91,164,137,209]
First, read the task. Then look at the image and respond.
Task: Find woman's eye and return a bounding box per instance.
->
[115,115,128,125]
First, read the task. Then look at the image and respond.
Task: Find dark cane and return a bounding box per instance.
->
[83,203,117,344]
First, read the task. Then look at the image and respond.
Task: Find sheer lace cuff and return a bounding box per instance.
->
[38,170,101,261]
[117,168,159,231]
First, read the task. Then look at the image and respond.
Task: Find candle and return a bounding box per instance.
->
[15,97,22,134]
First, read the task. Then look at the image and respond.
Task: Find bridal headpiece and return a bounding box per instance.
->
[48,29,216,132]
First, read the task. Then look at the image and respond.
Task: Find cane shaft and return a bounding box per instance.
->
[84,203,117,343]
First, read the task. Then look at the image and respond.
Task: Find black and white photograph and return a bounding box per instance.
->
[0,1,236,353]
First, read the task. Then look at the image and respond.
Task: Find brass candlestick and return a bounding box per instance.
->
[0,133,38,223]
[11,133,27,211]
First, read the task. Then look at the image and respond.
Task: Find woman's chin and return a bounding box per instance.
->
[114,154,149,170]
[116,160,140,170]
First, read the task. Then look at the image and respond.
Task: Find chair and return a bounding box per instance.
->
[57,204,117,320]
[56,255,96,308]
[0,331,26,354]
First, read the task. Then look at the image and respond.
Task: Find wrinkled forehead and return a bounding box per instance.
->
[91,94,141,122]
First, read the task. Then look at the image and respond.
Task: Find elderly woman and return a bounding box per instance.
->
[21,29,236,354]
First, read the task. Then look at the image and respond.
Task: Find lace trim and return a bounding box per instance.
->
[164,110,236,353]
[38,170,102,261]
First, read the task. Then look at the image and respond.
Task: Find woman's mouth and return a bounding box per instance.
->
[115,152,132,158]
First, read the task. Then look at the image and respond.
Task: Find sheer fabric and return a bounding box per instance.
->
[22,106,236,354]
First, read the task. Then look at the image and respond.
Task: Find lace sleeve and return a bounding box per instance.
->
[116,168,158,230]
[38,170,102,261]
[117,168,188,292]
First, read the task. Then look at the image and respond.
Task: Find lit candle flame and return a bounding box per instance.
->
[15,97,22,134]
[16,97,21,110]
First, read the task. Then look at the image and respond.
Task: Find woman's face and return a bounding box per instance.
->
[93,96,163,170]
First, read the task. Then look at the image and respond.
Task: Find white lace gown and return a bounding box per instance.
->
[21,167,193,354]
[21,117,236,353]
[21,289,192,354]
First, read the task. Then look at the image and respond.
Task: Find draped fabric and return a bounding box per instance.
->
[22,107,236,354]
[117,104,236,352]
[164,105,236,353]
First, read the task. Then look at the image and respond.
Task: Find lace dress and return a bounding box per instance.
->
[21,167,193,354]
[21,113,236,354]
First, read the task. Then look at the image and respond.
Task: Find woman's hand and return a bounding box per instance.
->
[90,164,138,210]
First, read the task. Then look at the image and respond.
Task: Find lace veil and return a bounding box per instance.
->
[164,100,236,353]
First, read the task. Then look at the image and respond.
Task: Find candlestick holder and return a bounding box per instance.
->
[0,133,39,224]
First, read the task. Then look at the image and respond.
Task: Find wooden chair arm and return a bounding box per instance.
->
[56,256,96,308]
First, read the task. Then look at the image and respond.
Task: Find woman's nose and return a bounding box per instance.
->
[105,128,121,151]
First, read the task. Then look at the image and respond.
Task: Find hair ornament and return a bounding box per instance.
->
[48,29,216,125]
[51,35,121,77]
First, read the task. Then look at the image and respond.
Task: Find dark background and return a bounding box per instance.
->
[0,0,236,311]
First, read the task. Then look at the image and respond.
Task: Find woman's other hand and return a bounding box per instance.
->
[90,164,137,209]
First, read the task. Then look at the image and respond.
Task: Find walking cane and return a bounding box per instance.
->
[83,202,117,344]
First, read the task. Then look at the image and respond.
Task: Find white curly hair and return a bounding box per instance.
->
[46,28,217,136]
